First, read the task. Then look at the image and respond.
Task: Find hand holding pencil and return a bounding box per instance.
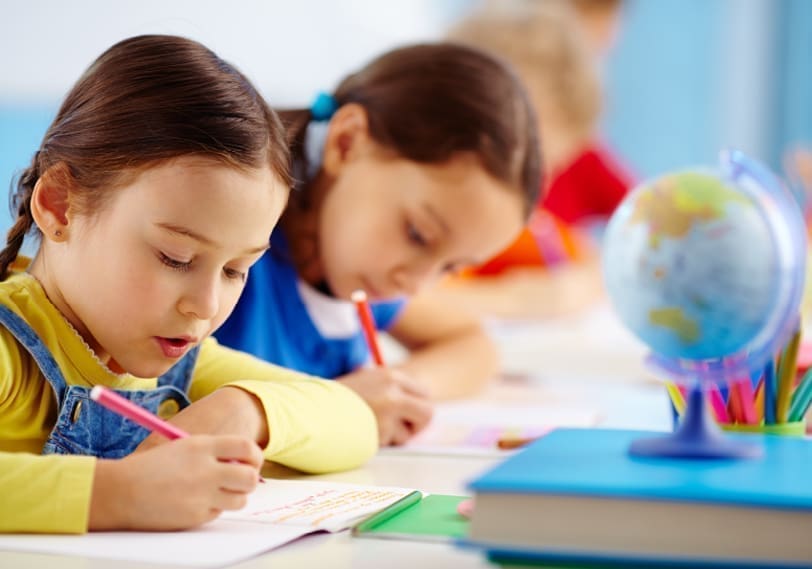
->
[90,386,265,483]
[86,386,265,530]
[337,290,433,446]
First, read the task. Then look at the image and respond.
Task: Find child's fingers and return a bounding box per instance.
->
[213,488,251,512]
[215,461,261,494]
[211,436,264,468]
[388,421,417,446]
[399,395,434,432]
[392,373,430,398]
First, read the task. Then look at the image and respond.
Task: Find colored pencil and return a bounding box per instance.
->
[89,386,265,482]
[776,328,801,423]
[707,383,730,424]
[352,289,385,366]
[753,378,764,423]
[90,385,188,439]
[734,378,757,425]
[665,382,686,415]
[764,359,777,425]
[727,382,744,424]
[495,436,531,450]
[789,367,812,422]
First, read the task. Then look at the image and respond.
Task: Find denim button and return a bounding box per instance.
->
[70,400,82,423]
[157,398,180,420]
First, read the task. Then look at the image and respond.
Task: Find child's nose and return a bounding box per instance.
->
[391,270,420,296]
[177,278,220,320]
[391,261,439,296]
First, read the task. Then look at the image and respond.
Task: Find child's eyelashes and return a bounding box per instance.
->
[158,252,192,272]
[406,222,428,248]
[158,251,245,282]
[441,262,465,276]
[223,267,246,282]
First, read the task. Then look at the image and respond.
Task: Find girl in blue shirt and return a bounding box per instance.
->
[216,43,542,445]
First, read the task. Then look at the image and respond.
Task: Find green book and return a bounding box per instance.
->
[352,494,470,543]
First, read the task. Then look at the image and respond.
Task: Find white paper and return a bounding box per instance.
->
[221,479,416,532]
[0,479,416,567]
[381,400,601,456]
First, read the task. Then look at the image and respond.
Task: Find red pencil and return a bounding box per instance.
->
[90,386,265,482]
[352,289,385,366]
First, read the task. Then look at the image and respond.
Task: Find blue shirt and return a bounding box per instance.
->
[215,230,406,379]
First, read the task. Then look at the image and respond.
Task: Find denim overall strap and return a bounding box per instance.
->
[0,305,199,458]
[156,344,200,393]
[0,306,71,404]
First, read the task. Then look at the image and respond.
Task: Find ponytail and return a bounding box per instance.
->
[0,159,39,280]
[277,108,322,210]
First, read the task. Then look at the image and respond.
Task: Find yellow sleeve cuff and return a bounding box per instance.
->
[228,377,378,473]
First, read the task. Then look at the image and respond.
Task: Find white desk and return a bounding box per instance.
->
[0,453,498,569]
[0,308,672,569]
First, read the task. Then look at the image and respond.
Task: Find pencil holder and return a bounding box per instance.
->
[721,421,806,437]
[666,391,809,438]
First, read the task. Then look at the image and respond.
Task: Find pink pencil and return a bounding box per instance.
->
[90,386,265,482]
[707,383,730,424]
[90,385,188,439]
[352,290,385,366]
[734,378,758,425]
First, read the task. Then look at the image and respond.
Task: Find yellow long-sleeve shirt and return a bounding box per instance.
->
[0,273,378,534]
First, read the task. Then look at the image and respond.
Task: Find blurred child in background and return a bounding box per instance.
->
[435,0,634,319]
[214,43,541,444]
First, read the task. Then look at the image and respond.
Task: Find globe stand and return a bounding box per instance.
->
[629,382,763,459]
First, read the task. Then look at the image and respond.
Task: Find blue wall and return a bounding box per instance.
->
[603,0,811,180]
[773,0,812,168]
[0,107,55,233]
[603,0,724,178]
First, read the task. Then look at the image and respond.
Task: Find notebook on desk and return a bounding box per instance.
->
[0,479,417,567]
[381,400,601,457]
[464,428,812,568]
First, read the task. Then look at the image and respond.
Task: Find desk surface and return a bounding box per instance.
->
[0,309,672,569]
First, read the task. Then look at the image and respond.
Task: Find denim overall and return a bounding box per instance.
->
[0,305,199,459]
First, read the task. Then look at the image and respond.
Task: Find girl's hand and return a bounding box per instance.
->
[136,387,269,452]
[337,368,433,446]
[89,435,262,530]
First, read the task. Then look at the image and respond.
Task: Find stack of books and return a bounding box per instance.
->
[464,428,812,567]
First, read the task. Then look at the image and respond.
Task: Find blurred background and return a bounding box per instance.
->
[1,0,811,236]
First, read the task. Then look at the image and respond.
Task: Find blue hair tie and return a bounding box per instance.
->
[310,92,338,121]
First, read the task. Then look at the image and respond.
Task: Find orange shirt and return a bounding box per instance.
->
[464,210,584,276]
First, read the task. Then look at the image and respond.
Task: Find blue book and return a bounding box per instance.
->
[465,428,812,568]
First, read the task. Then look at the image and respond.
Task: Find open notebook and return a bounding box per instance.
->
[0,479,417,567]
[381,400,601,456]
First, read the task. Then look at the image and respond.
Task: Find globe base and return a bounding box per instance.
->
[629,383,763,460]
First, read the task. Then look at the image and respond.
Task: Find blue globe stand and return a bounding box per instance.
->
[629,382,763,459]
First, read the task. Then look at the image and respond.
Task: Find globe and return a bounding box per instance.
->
[603,151,806,383]
[602,150,806,458]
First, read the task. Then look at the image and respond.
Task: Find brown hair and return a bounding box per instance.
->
[448,1,601,146]
[1,34,291,279]
[278,42,541,216]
